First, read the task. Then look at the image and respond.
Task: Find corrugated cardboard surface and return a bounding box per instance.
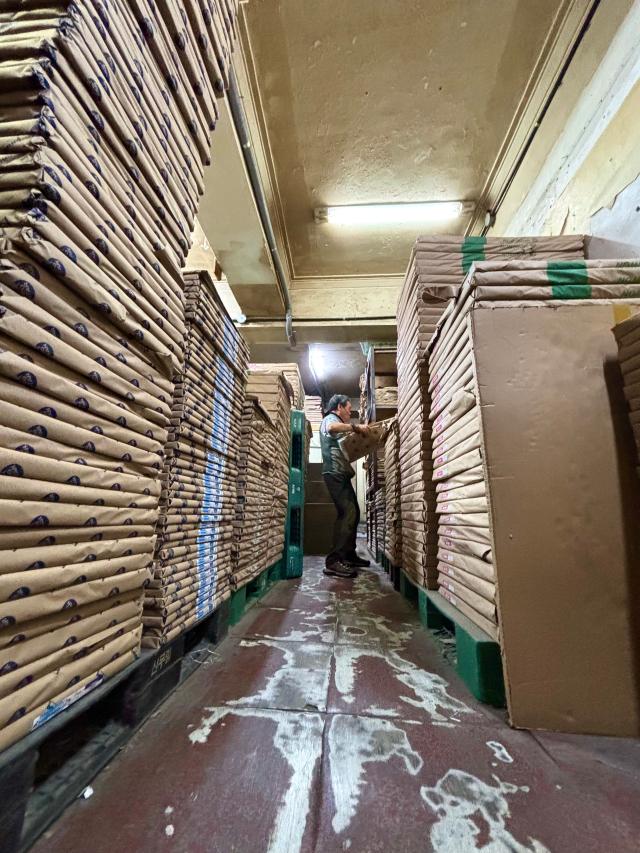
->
[613,312,640,468]
[233,396,279,586]
[396,237,585,589]
[340,417,395,463]
[473,303,640,735]
[243,369,292,568]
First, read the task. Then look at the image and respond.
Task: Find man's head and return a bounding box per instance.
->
[326,393,352,423]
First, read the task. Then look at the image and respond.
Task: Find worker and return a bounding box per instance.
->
[320,394,372,578]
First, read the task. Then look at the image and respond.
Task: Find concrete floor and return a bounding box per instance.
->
[34,556,640,853]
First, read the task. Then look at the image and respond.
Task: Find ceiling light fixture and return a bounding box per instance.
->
[314,201,471,226]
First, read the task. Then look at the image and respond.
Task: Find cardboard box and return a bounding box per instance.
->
[473,300,640,735]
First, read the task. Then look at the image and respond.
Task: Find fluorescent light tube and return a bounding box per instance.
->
[308,345,325,380]
[316,201,464,226]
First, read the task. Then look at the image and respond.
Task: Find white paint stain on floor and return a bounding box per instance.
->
[243,606,338,645]
[189,706,323,853]
[336,613,415,647]
[487,740,514,764]
[328,714,423,834]
[185,563,549,853]
[256,627,336,644]
[230,638,331,712]
[421,769,550,852]
[333,644,476,724]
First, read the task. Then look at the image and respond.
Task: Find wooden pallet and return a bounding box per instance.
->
[0,599,231,853]
[398,568,506,708]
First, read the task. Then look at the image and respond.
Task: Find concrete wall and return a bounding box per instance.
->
[496,0,640,246]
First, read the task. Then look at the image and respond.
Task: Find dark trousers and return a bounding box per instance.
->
[323,474,360,568]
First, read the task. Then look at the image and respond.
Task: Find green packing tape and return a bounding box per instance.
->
[461,236,486,274]
[547,261,591,299]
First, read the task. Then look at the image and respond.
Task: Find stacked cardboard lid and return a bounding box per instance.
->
[0,0,239,749]
[304,395,323,433]
[359,373,367,424]
[383,420,401,566]
[396,236,585,589]
[144,270,248,648]
[232,395,278,588]
[374,488,386,558]
[375,386,398,408]
[613,312,640,474]
[428,257,640,641]
[245,367,293,569]
[365,439,386,553]
[249,362,305,410]
[426,257,640,735]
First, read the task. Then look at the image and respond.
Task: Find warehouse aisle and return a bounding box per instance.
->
[34,558,640,853]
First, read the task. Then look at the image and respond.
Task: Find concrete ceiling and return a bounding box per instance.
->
[195,0,598,395]
[240,0,567,278]
[248,342,366,400]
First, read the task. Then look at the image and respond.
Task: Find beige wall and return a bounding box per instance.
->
[496,0,640,245]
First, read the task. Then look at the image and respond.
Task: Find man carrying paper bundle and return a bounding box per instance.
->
[320,394,372,578]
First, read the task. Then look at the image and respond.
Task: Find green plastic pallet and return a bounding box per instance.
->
[283,505,303,578]
[288,468,304,507]
[290,409,306,436]
[399,569,506,707]
[283,409,307,579]
[289,410,306,472]
[284,545,303,578]
[228,560,281,625]
[268,559,285,583]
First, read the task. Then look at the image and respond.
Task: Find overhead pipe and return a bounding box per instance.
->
[226,67,297,348]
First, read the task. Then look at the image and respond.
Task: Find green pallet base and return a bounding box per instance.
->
[288,469,304,508]
[229,560,283,625]
[290,409,306,435]
[397,570,506,708]
[268,559,285,583]
[283,546,303,579]
[399,569,419,605]
[285,409,307,578]
[228,585,247,626]
[247,570,268,602]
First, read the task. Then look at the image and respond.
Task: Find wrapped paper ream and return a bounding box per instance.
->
[339,418,396,463]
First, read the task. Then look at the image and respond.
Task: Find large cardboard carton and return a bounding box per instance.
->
[473,301,640,735]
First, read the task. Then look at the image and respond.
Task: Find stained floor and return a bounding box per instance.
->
[34,556,640,852]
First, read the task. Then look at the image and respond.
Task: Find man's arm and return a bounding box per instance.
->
[327,421,368,435]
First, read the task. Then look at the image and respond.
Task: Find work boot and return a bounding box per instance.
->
[323,562,358,578]
[345,553,370,568]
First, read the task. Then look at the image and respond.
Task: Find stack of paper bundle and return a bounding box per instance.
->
[304,394,323,464]
[244,368,293,571]
[383,420,401,566]
[144,271,248,647]
[428,257,640,641]
[397,236,585,589]
[364,443,385,554]
[304,396,324,433]
[376,449,386,552]
[250,363,305,411]
[613,313,640,474]
[426,257,640,735]
[374,488,386,557]
[375,386,398,408]
[359,373,368,423]
[233,396,278,587]
[0,0,240,748]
